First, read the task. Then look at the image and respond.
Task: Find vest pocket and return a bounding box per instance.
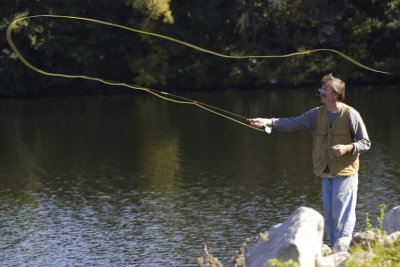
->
[330,153,359,175]
[332,129,349,144]
[336,153,358,165]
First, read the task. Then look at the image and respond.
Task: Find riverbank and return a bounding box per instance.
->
[198,206,400,267]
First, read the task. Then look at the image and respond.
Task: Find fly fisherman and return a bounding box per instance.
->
[249,73,371,248]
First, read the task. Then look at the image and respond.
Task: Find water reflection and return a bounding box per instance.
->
[0,87,399,266]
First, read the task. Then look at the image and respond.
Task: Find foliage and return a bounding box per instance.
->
[378,204,387,231]
[128,0,174,24]
[345,204,400,267]
[345,240,400,267]
[268,258,300,267]
[365,212,373,232]
[1,0,399,97]
[365,203,387,233]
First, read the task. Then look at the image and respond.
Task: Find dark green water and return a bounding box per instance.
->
[1,87,399,266]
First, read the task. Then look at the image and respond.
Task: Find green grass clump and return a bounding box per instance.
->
[365,203,387,233]
[345,204,400,267]
[345,239,400,267]
[268,258,299,267]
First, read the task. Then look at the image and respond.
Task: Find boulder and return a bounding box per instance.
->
[351,230,376,249]
[386,231,400,244]
[315,251,350,267]
[321,244,332,256]
[244,206,324,267]
[333,236,352,252]
[382,206,400,234]
[345,251,375,266]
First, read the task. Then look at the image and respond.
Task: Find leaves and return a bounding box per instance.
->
[1,0,399,97]
[129,0,174,24]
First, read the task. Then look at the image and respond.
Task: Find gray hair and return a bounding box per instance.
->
[321,73,345,101]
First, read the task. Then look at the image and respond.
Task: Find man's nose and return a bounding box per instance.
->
[318,88,327,94]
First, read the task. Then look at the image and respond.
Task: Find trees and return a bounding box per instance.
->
[1,0,399,97]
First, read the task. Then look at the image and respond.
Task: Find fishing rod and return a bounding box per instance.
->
[102,78,255,127]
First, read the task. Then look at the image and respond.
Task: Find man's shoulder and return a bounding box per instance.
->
[342,103,360,116]
[341,103,363,125]
[312,105,325,115]
[310,106,324,112]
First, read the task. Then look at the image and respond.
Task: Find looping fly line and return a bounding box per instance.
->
[5,15,396,132]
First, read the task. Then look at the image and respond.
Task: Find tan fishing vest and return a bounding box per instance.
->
[312,104,359,177]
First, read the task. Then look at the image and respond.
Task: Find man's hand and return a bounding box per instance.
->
[331,144,354,157]
[248,118,272,128]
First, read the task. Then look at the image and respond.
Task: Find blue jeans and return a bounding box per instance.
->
[322,173,358,245]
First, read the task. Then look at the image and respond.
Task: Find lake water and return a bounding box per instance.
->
[0,87,399,266]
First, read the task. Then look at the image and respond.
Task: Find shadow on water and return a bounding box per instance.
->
[0,86,399,266]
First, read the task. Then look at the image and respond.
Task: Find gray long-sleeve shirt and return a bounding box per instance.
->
[272,105,371,154]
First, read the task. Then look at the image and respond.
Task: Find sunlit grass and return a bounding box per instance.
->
[345,204,400,267]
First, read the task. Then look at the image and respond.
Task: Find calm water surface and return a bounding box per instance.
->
[0,87,399,266]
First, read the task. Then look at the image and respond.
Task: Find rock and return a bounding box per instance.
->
[333,236,352,252]
[244,206,324,267]
[332,251,351,267]
[321,244,332,256]
[385,231,400,244]
[351,230,376,249]
[347,251,375,266]
[316,254,334,267]
[382,206,400,234]
[316,251,350,267]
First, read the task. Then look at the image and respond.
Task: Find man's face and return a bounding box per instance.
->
[318,82,337,104]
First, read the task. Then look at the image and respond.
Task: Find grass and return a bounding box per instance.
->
[345,239,400,267]
[345,204,400,267]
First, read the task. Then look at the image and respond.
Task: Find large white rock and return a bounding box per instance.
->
[382,206,400,234]
[244,206,324,267]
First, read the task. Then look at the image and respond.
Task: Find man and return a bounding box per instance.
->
[249,73,371,247]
